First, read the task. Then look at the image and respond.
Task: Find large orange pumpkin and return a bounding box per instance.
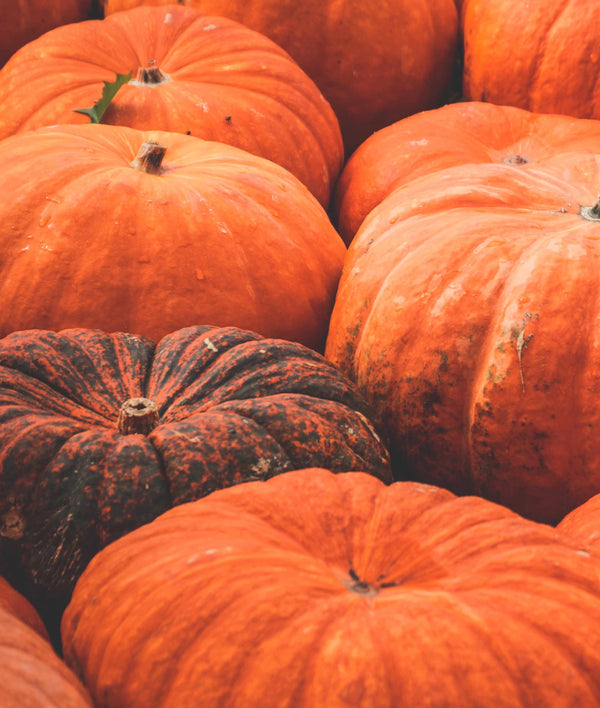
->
[62,468,600,706]
[0,0,92,67]
[462,0,600,120]
[101,0,459,153]
[334,101,600,244]
[1,577,92,707]
[0,123,345,351]
[325,108,600,524]
[0,4,343,208]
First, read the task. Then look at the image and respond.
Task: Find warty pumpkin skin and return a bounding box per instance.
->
[0,0,92,67]
[0,5,343,208]
[101,0,459,154]
[62,467,600,707]
[0,325,391,640]
[0,123,345,351]
[1,577,92,707]
[326,151,600,525]
[334,102,600,244]
[462,0,600,120]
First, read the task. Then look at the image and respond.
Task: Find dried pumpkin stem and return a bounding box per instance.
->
[131,141,167,175]
[118,397,160,435]
[579,196,600,222]
[134,60,170,85]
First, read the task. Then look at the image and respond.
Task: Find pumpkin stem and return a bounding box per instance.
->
[579,196,600,222]
[344,568,379,597]
[131,141,167,175]
[118,397,160,435]
[133,60,170,86]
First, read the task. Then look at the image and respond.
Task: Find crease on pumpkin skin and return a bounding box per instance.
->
[526,0,572,110]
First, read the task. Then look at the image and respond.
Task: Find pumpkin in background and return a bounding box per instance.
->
[558,495,600,552]
[0,0,92,67]
[62,467,600,706]
[0,123,344,351]
[0,5,343,209]
[334,101,600,244]
[326,127,600,525]
[462,0,600,121]
[1,577,92,707]
[0,325,391,641]
[101,0,459,154]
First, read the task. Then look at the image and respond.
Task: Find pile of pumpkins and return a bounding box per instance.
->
[3,1,600,705]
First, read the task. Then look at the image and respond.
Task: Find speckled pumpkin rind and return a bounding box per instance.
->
[0,325,391,629]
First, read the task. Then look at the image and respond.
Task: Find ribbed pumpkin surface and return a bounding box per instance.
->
[1,578,92,707]
[0,123,345,351]
[63,468,600,707]
[326,150,600,525]
[0,325,390,631]
[0,4,343,207]
[334,102,600,244]
[100,0,459,153]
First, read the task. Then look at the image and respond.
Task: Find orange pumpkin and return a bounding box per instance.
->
[462,0,600,120]
[326,106,600,524]
[0,0,92,67]
[1,576,92,707]
[62,468,600,706]
[0,124,345,351]
[334,101,600,244]
[101,0,459,153]
[0,4,343,208]
[558,495,600,551]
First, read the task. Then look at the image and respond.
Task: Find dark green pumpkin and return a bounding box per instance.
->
[0,325,391,640]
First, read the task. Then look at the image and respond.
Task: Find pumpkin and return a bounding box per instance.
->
[0,123,344,351]
[62,467,600,706]
[325,117,600,524]
[101,0,459,154]
[558,495,600,552]
[1,576,92,707]
[0,325,391,642]
[334,101,600,244]
[0,0,92,67]
[0,5,343,208]
[0,575,49,639]
[462,0,600,120]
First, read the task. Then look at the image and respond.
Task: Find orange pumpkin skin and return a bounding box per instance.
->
[462,0,600,120]
[0,124,344,352]
[102,0,459,153]
[0,5,343,208]
[62,468,600,707]
[1,578,92,707]
[334,102,600,244]
[0,0,92,67]
[326,142,600,525]
[0,576,49,640]
[558,495,600,551]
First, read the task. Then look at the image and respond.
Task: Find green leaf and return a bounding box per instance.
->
[74,71,132,124]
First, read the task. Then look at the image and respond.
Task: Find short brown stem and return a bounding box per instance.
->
[134,60,170,85]
[131,141,167,175]
[118,397,160,435]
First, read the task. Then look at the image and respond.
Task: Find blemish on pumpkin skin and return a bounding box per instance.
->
[0,507,25,540]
